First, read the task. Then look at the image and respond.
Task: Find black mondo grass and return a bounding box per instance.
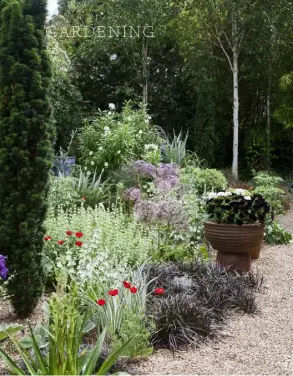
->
[146,260,263,351]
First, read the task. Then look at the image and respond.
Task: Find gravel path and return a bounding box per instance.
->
[131,210,293,375]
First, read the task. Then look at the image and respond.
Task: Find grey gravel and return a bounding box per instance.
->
[131,211,293,375]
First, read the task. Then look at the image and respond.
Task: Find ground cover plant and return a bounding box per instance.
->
[146,261,263,351]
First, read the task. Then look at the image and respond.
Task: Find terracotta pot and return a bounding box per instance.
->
[204,222,265,271]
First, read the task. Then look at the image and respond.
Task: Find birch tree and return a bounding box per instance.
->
[182,0,258,180]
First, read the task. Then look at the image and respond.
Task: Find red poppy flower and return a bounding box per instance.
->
[57,240,65,245]
[123,281,131,289]
[75,232,83,238]
[66,230,73,236]
[130,286,138,294]
[96,299,106,306]
[75,241,83,247]
[44,236,52,241]
[154,287,165,295]
[108,289,119,297]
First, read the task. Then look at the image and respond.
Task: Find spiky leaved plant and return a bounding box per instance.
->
[0,0,53,316]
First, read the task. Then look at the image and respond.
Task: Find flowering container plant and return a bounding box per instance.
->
[204,190,270,271]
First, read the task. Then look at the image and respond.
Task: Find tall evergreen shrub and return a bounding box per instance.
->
[0,0,53,316]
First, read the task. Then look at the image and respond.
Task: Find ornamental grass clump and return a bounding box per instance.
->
[81,267,156,357]
[205,191,270,225]
[146,261,263,351]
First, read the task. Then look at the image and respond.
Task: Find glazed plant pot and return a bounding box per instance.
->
[204,222,265,271]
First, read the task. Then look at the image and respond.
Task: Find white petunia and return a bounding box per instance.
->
[216,191,232,197]
[104,162,108,167]
[109,103,115,111]
[98,146,103,151]
[244,196,252,200]
[89,151,93,156]
[233,188,246,195]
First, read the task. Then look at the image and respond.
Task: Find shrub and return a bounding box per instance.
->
[0,0,53,316]
[79,102,160,175]
[265,219,292,245]
[146,261,262,350]
[48,175,80,212]
[181,167,227,194]
[253,171,285,214]
[206,192,270,225]
[43,205,156,285]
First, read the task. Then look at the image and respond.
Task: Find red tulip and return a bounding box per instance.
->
[96,299,106,306]
[57,240,65,245]
[130,286,138,294]
[75,232,83,238]
[123,281,131,289]
[154,287,165,295]
[66,230,73,236]
[108,289,119,297]
[75,241,83,247]
[44,236,52,241]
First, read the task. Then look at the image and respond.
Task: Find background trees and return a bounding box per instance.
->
[50,0,293,176]
[0,0,53,316]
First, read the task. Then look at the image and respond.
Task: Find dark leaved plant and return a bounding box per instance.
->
[206,193,270,225]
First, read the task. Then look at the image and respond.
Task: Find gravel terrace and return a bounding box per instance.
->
[130,209,293,375]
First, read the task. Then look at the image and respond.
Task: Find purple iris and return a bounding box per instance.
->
[0,255,9,280]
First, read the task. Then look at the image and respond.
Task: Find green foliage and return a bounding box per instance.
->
[142,144,162,165]
[82,267,153,358]
[71,168,112,208]
[48,175,80,212]
[43,205,156,285]
[79,103,160,175]
[275,72,293,128]
[48,39,83,152]
[0,283,132,375]
[161,130,188,166]
[265,219,292,245]
[253,171,283,187]
[181,167,227,194]
[253,171,285,214]
[0,0,53,316]
[0,324,23,342]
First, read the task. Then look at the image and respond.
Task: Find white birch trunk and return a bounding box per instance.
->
[142,37,148,110]
[232,53,239,181]
[232,11,239,181]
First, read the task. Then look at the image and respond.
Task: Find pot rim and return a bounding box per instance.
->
[204,221,265,228]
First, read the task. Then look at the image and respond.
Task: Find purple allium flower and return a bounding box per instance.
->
[0,255,8,280]
[134,198,185,226]
[134,200,159,223]
[123,187,141,202]
[156,163,179,179]
[155,198,184,225]
[133,160,157,179]
[154,175,180,193]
